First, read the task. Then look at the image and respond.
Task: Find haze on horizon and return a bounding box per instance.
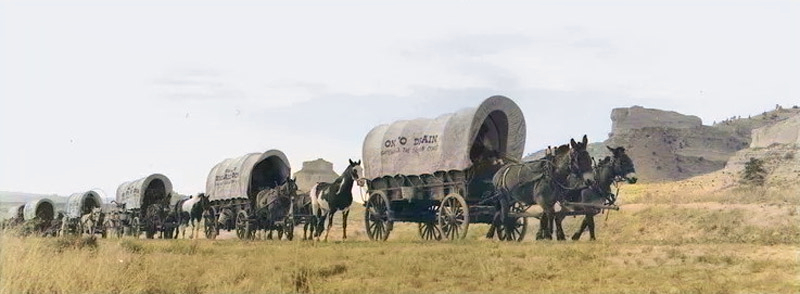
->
[1,0,798,198]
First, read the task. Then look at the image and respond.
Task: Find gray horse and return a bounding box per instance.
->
[491,135,594,241]
[560,146,637,241]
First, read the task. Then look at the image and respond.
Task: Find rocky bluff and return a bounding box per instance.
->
[525,105,800,182]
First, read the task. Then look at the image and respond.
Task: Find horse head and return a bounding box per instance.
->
[569,135,594,184]
[283,177,299,197]
[337,159,361,194]
[607,146,637,184]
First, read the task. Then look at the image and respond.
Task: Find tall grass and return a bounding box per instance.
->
[2,177,799,294]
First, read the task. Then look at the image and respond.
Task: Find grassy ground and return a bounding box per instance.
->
[2,175,799,294]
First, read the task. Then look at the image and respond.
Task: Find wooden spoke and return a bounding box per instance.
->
[364,191,392,241]
[438,193,469,240]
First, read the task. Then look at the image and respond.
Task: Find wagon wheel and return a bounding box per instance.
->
[438,193,469,240]
[235,210,252,240]
[364,191,392,241]
[131,217,141,239]
[204,207,217,239]
[496,202,528,242]
[417,222,442,241]
[204,219,217,239]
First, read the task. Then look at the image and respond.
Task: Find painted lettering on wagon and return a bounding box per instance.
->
[381,135,440,156]
[214,167,241,187]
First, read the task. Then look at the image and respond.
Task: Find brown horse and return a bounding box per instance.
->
[491,135,594,241]
[561,146,637,241]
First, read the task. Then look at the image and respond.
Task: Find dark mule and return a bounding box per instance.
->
[292,192,315,240]
[561,146,637,241]
[255,177,298,240]
[491,135,594,241]
[310,159,361,241]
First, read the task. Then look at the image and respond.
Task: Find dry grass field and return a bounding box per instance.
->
[2,172,799,294]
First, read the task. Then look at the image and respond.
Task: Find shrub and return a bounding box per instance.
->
[740,157,767,186]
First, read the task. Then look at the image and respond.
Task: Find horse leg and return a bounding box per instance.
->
[485,193,503,240]
[536,210,553,240]
[342,210,349,240]
[554,210,566,241]
[587,213,597,241]
[324,211,335,242]
[572,214,589,240]
[491,194,510,240]
[315,214,326,240]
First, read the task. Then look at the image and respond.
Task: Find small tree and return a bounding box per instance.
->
[740,157,767,186]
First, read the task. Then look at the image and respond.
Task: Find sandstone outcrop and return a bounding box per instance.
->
[524,105,800,182]
[610,106,701,136]
[292,158,339,193]
[751,114,800,148]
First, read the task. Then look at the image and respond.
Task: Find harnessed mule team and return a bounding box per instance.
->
[4,96,636,242]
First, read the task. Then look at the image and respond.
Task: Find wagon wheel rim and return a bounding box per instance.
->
[496,202,529,241]
[204,220,216,239]
[236,210,251,240]
[417,222,442,241]
[438,193,469,240]
[364,192,392,241]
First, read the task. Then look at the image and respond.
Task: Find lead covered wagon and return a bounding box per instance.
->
[205,149,296,240]
[361,95,528,241]
[116,174,174,238]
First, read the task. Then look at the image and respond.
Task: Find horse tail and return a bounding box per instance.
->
[309,183,321,217]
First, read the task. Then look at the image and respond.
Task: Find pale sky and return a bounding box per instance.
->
[1,0,798,199]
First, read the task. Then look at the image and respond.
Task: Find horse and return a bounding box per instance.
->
[80,208,103,236]
[144,203,167,239]
[560,146,637,241]
[176,193,210,239]
[491,135,594,241]
[103,211,120,239]
[310,159,361,241]
[174,195,204,239]
[293,193,315,240]
[255,177,298,240]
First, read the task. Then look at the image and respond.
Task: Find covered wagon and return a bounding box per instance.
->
[5,205,24,226]
[361,95,528,240]
[23,198,57,234]
[205,149,296,239]
[116,173,174,238]
[63,190,105,236]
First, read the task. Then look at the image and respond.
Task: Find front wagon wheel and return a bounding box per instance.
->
[438,193,469,240]
[364,191,392,241]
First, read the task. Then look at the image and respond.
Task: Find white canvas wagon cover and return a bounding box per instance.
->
[65,190,104,218]
[206,149,291,202]
[23,198,55,221]
[116,174,173,210]
[362,95,526,179]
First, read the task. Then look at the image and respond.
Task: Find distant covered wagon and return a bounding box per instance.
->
[7,205,24,222]
[205,149,295,239]
[23,198,57,232]
[62,190,105,236]
[65,190,104,219]
[116,174,174,238]
[361,95,527,240]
